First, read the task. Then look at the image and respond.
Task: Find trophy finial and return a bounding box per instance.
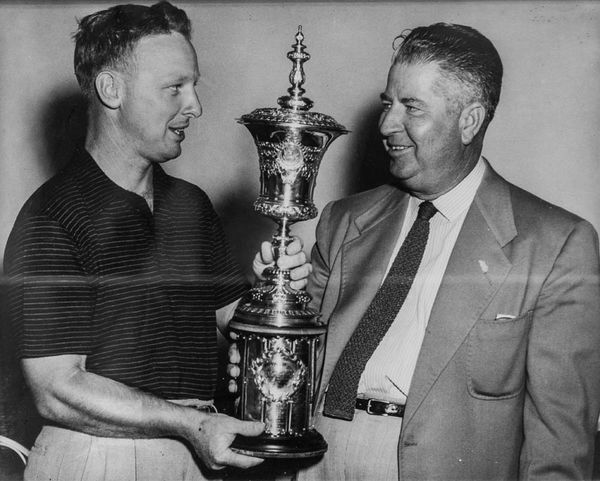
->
[277,25,314,111]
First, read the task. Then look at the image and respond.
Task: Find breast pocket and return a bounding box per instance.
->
[467,310,533,400]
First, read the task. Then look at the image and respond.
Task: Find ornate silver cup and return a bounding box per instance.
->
[229,26,347,459]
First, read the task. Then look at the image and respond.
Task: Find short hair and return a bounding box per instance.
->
[393,23,503,129]
[73,1,191,100]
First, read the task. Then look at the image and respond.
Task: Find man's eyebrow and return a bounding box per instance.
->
[164,73,199,83]
[380,92,392,102]
[401,97,426,107]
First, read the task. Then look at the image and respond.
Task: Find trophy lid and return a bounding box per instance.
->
[238,26,348,134]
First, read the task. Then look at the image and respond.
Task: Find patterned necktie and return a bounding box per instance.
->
[323,200,438,420]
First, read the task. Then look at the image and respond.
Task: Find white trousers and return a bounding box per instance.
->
[24,425,216,481]
[294,410,402,481]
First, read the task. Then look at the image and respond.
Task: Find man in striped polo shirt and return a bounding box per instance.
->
[3,2,311,480]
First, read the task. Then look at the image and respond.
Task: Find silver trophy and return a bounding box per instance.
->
[229,26,347,458]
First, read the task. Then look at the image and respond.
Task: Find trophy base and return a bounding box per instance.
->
[230,430,327,459]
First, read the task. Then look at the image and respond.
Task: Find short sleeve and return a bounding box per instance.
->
[4,214,94,358]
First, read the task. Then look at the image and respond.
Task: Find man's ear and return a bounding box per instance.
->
[94,71,122,109]
[459,102,485,145]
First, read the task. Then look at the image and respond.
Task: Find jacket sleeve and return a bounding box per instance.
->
[520,219,600,480]
[307,201,335,313]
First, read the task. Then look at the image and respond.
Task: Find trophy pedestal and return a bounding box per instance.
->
[232,430,327,459]
[229,312,327,459]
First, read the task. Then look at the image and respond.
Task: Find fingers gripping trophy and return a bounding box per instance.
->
[229,26,347,458]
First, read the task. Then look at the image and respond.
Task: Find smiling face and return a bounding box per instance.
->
[379,61,479,199]
[116,32,202,164]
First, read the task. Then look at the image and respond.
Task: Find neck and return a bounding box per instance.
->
[85,111,154,197]
[410,144,483,201]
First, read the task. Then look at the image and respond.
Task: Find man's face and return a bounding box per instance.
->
[379,61,473,199]
[117,32,201,164]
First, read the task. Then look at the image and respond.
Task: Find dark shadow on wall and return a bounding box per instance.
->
[346,101,394,195]
[38,86,88,176]
[216,184,281,282]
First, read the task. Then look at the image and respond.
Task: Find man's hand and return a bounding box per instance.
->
[22,355,264,471]
[186,412,264,470]
[252,236,312,290]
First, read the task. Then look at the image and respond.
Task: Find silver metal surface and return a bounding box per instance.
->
[230,26,347,458]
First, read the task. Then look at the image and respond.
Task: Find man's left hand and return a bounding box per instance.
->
[252,236,312,290]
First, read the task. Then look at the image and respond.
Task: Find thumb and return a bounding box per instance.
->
[260,241,274,264]
[235,420,265,437]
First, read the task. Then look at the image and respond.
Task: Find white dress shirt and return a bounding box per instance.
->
[357,158,486,405]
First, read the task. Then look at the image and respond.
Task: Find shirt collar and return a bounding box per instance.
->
[409,157,486,222]
[69,147,170,216]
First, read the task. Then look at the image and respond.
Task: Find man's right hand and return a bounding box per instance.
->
[185,411,265,470]
[22,355,265,471]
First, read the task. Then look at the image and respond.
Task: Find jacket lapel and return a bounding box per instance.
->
[320,188,409,392]
[402,166,517,426]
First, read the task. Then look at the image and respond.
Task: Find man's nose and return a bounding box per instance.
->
[184,89,202,119]
[379,106,404,137]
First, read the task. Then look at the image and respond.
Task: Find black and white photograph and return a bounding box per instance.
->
[1,1,599,480]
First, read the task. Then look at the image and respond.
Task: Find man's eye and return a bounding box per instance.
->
[169,85,182,93]
[406,105,420,114]
[381,102,392,112]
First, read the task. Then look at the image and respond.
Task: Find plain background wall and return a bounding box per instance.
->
[0,1,599,279]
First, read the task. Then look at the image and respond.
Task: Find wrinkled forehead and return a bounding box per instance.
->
[386,60,443,92]
[384,60,470,114]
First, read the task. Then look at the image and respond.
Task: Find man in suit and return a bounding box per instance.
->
[297,23,600,480]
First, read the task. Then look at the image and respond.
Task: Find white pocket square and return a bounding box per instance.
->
[495,313,516,320]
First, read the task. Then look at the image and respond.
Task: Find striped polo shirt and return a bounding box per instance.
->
[4,148,248,400]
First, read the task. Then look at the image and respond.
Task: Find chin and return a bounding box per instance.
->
[388,162,416,182]
[158,147,183,163]
[389,167,425,193]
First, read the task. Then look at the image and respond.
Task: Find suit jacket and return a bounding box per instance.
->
[308,164,600,480]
